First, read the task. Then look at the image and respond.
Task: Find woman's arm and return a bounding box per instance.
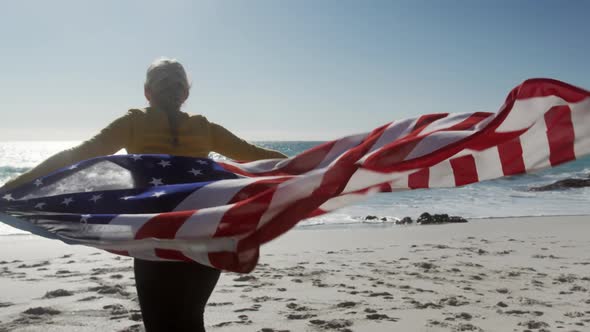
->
[1,111,135,191]
[209,122,287,161]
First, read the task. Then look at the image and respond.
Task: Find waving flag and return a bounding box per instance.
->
[1,78,589,273]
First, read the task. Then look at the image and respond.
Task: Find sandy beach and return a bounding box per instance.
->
[1,216,589,332]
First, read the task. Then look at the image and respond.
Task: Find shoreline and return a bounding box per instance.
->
[1,215,589,331]
[2,213,590,239]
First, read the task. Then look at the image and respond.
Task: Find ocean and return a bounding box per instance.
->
[1,141,589,236]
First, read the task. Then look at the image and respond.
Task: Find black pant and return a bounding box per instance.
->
[134,259,221,332]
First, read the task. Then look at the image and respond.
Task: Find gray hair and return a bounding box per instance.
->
[145,57,190,111]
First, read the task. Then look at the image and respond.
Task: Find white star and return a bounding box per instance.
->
[34,202,46,209]
[158,160,171,168]
[196,160,208,165]
[34,179,43,187]
[68,164,78,170]
[152,191,165,198]
[121,196,134,200]
[149,178,163,186]
[188,168,203,176]
[89,194,102,203]
[131,155,142,161]
[61,197,74,206]
[2,194,14,201]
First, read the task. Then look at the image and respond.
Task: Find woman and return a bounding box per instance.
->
[1,58,287,332]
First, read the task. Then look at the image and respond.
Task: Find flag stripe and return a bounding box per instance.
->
[408,168,429,189]
[545,105,575,166]
[497,139,526,176]
[135,210,196,240]
[450,155,479,186]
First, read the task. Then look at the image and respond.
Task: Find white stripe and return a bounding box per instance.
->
[496,96,568,132]
[390,174,410,190]
[405,131,473,160]
[428,159,455,188]
[519,116,551,172]
[179,250,211,266]
[94,236,235,252]
[175,206,230,240]
[174,178,260,211]
[223,158,285,174]
[256,169,325,229]
[128,249,160,261]
[359,118,417,163]
[316,133,368,169]
[470,148,504,181]
[343,168,413,193]
[101,214,155,240]
[571,98,590,158]
[419,112,467,134]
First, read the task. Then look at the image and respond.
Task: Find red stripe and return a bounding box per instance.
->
[135,210,195,240]
[413,113,450,132]
[545,105,575,166]
[278,141,337,174]
[212,190,275,238]
[207,183,276,270]
[514,78,589,103]
[228,177,290,204]
[450,155,479,186]
[306,208,327,218]
[497,138,526,176]
[448,112,493,131]
[363,114,448,168]
[408,168,430,189]
[378,182,392,192]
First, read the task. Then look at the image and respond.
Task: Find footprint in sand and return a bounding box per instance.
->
[0,302,14,308]
[309,319,353,329]
[234,304,262,312]
[89,285,130,297]
[366,313,399,322]
[23,307,61,316]
[43,289,74,299]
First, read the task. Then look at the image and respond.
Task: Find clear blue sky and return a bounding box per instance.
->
[0,0,588,141]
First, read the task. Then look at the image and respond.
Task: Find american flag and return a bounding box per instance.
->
[1,78,589,273]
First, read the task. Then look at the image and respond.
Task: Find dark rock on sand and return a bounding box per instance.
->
[397,217,413,225]
[529,177,590,191]
[417,213,468,225]
[364,215,379,220]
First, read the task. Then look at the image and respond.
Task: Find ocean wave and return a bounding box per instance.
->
[0,166,30,174]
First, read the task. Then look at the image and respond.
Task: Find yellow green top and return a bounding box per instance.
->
[3,108,286,190]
